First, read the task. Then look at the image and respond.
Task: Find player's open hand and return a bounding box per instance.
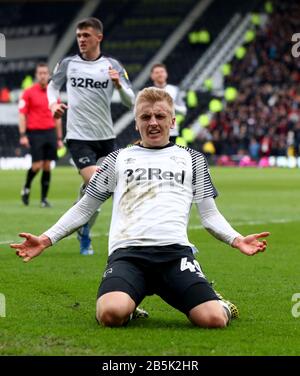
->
[10,233,51,263]
[232,232,270,256]
[51,103,68,119]
[108,66,121,89]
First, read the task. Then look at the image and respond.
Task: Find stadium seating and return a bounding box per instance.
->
[191,0,300,160]
[0,1,82,90]
[116,0,262,148]
[160,0,257,85]
[1,0,299,163]
[0,126,20,157]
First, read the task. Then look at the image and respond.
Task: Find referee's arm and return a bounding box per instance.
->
[18,113,29,148]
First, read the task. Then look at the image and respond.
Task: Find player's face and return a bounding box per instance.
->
[135,100,175,148]
[76,27,103,56]
[35,67,50,87]
[151,67,168,86]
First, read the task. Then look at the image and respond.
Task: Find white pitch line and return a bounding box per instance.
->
[188,218,298,230]
[2,218,299,245]
[0,240,14,245]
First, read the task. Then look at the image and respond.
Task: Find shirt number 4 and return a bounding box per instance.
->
[180,257,205,278]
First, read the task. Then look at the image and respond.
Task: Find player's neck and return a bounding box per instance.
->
[140,140,170,149]
[155,82,167,89]
[81,48,101,61]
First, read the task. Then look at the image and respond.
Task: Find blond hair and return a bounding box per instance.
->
[134,87,174,117]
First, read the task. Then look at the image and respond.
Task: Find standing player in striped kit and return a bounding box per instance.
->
[47,17,135,255]
[12,88,270,328]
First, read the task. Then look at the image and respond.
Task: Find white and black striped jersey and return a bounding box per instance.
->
[85,143,217,255]
[47,54,135,141]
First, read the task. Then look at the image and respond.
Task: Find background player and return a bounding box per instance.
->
[11,88,270,328]
[19,62,63,208]
[47,17,135,255]
[150,63,187,142]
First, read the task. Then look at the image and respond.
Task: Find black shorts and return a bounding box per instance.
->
[67,139,117,170]
[97,246,218,315]
[27,129,57,162]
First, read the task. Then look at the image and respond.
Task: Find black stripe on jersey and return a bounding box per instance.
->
[176,145,218,202]
[85,149,122,202]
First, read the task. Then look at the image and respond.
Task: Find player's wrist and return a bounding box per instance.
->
[39,234,52,248]
[231,236,244,248]
[19,132,27,138]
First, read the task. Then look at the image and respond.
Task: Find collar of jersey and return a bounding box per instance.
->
[79,52,102,61]
[136,142,174,150]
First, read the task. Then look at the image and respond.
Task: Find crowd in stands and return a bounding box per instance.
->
[199,0,300,161]
[1,0,299,163]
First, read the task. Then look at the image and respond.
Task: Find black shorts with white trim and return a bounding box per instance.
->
[97,245,218,314]
[67,138,117,170]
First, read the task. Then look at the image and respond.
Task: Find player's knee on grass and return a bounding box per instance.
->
[188,300,228,328]
[96,292,136,327]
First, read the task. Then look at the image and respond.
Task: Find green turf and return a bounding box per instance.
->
[0,167,299,355]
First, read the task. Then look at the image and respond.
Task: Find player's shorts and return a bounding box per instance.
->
[67,139,117,170]
[97,245,219,315]
[27,129,57,162]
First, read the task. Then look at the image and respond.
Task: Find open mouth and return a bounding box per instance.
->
[148,129,160,135]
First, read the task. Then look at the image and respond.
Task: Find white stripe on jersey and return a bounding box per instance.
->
[85,144,217,255]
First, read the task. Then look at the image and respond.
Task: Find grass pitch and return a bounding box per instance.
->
[0,167,299,355]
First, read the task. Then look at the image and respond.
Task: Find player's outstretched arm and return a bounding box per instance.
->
[232,232,270,256]
[197,198,270,255]
[10,233,52,263]
[10,194,103,263]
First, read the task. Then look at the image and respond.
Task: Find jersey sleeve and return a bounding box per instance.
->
[18,89,29,115]
[108,57,133,89]
[50,57,70,90]
[107,57,135,108]
[188,149,218,203]
[85,149,121,202]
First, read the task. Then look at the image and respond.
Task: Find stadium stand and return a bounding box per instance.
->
[0,1,82,90]
[0,0,299,168]
[190,0,300,163]
[159,0,261,85]
[116,0,263,147]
